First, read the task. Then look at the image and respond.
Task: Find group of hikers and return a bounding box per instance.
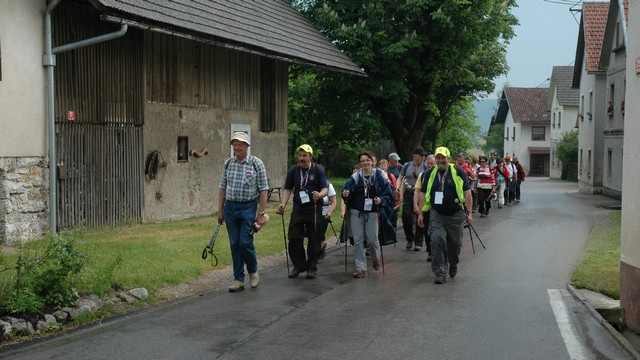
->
[217,132,525,292]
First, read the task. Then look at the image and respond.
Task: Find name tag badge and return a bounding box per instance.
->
[434,191,444,205]
[299,190,310,204]
[364,198,373,211]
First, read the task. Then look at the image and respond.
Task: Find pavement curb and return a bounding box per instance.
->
[567,284,640,360]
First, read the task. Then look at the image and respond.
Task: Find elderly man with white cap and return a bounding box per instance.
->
[417,146,472,284]
[278,144,328,280]
[218,132,269,292]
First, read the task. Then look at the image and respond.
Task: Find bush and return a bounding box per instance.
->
[0,233,87,314]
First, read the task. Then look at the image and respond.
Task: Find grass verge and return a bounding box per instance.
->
[570,210,621,299]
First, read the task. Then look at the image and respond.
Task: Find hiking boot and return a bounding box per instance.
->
[373,261,381,271]
[288,268,302,278]
[353,269,367,278]
[228,281,244,292]
[306,270,317,279]
[414,246,422,252]
[249,272,260,288]
[434,276,446,284]
[406,241,414,250]
[449,266,457,278]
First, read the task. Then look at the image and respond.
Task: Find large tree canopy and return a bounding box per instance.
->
[292,0,517,160]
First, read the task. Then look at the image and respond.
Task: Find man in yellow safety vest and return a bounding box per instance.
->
[417,146,473,284]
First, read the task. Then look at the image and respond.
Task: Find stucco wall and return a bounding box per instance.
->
[0,1,51,243]
[0,0,47,157]
[577,63,606,193]
[621,0,640,333]
[142,104,287,222]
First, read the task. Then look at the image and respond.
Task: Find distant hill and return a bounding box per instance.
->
[473,99,497,135]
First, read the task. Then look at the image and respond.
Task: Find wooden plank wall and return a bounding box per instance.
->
[56,123,143,229]
[53,1,143,229]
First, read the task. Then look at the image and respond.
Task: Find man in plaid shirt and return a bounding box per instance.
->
[218,132,269,293]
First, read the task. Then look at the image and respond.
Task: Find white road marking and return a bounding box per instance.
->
[548,289,589,360]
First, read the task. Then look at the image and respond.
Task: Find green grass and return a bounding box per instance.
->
[1,180,349,307]
[570,211,621,299]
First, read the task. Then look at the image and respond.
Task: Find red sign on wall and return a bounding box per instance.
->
[67,111,75,121]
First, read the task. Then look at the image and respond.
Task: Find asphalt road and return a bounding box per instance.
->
[0,178,630,360]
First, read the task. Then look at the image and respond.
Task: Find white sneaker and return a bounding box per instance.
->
[249,272,260,288]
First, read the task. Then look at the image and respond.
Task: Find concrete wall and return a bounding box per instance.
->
[621,0,640,333]
[502,111,519,159]
[577,60,606,194]
[142,104,287,222]
[0,1,51,243]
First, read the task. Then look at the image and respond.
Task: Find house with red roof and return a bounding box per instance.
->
[0,0,363,243]
[547,66,579,180]
[572,1,609,196]
[493,87,550,177]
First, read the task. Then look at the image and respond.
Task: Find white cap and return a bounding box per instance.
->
[230,132,250,146]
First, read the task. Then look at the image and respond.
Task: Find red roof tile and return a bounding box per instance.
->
[505,87,549,124]
[583,2,609,72]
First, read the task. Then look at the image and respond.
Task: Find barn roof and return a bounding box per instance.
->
[92,0,365,76]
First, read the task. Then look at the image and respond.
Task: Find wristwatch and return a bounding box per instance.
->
[258,211,266,216]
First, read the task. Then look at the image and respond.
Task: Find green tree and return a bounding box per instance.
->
[483,123,504,156]
[555,130,578,181]
[292,0,517,160]
[436,97,483,153]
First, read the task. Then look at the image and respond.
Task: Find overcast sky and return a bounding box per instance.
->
[488,0,582,99]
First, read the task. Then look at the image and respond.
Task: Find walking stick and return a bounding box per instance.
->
[278,212,290,273]
[344,206,349,273]
[377,208,385,276]
[328,219,344,254]
[201,222,222,266]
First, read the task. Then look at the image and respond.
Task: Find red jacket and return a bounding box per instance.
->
[514,161,525,181]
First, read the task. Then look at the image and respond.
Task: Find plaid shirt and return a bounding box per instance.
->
[219,155,268,202]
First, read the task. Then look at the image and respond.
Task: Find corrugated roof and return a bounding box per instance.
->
[92,0,364,76]
[549,66,579,107]
[583,2,609,72]
[504,87,549,124]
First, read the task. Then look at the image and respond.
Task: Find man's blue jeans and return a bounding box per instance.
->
[224,199,258,282]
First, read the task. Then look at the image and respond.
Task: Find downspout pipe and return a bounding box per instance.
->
[44,1,127,235]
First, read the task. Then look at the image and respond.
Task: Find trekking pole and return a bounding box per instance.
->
[344,205,349,273]
[468,223,486,249]
[278,211,290,273]
[201,222,222,266]
[465,224,476,255]
[328,219,344,254]
[377,208,385,275]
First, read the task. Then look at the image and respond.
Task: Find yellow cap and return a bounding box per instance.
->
[434,146,450,157]
[295,144,313,155]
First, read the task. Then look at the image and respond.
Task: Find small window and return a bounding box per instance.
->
[532,127,545,141]
[558,112,561,127]
[178,136,188,162]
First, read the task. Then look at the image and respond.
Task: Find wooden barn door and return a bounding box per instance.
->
[53,2,144,229]
[56,124,143,228]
